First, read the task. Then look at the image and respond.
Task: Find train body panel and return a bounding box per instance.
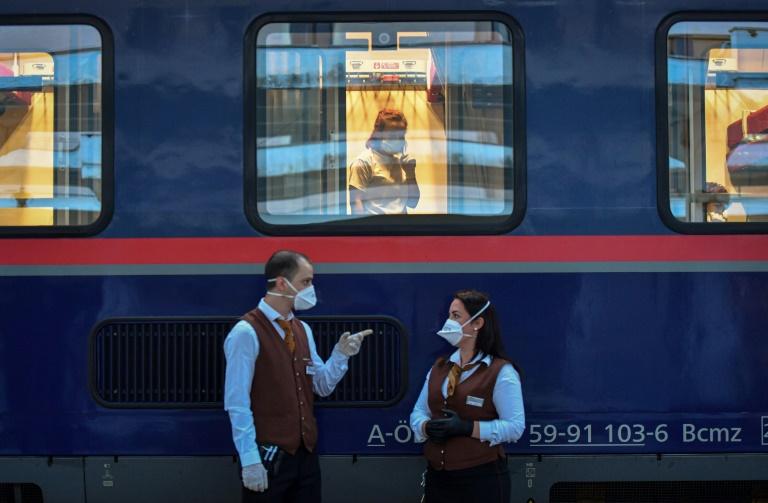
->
[1,0,767,500]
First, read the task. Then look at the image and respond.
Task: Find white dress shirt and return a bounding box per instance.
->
[409,350,525,446]
[224,299,351,466]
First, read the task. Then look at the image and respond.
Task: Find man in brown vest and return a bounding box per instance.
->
[224,250,366,502]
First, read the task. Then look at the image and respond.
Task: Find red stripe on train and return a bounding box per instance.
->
[1,236,768,266]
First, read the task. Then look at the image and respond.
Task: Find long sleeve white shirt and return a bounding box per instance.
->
[224,299,351,466]
[409,350,525,446]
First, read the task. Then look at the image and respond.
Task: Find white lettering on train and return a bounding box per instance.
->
[682,424,742,443]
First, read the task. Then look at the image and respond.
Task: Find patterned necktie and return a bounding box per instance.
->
[446,362,480,398]
[276,318,295,353]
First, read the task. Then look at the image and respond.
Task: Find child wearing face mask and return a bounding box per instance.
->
[348,108,420,215]
[409,290,525,503]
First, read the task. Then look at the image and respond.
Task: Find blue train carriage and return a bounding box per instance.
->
[1,1,768,502]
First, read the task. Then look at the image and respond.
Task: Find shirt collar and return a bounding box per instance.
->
[448,349,492,367]
[258,298,294,322]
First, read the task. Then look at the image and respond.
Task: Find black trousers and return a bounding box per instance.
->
[424,458,510,503]
[241,447,321,503]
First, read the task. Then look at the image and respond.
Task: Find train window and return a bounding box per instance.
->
[0,21,111,235]
[245,16,524,234]
[661,17,768,231]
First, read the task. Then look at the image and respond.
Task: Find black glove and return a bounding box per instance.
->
[425,408,473,442]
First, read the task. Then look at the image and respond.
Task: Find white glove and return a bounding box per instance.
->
[242,463,268,492]
[336,331,364,357]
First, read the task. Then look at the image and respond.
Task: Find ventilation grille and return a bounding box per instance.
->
[90,317,406,408]
[91,320,228,407]
[550,480,768,503]
[309,318,405,405]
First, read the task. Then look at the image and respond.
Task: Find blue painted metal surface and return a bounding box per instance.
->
[1,272,767,455]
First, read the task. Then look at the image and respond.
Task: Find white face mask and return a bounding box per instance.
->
[437,301,491,347]
[379,139,405,155]
[266,278,317,311]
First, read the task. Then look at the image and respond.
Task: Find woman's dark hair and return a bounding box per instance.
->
[454,289,523,378]
[366,108,407,150]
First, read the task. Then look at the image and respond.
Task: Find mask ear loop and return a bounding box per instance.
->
[266,277,295,299]
[464,301,490,325]
[462,300,491,335]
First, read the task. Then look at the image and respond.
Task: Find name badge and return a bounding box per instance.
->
[466,396,484,408]
[305,364,316,376]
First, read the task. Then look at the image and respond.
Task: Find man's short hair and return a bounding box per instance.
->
[265,250,311,289]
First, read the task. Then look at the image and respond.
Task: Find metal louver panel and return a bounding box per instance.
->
[90,316,406,408]
[310,318,405,406]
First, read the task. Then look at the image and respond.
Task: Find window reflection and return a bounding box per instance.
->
[668,22,768,223]
[254,21,514,225]
[0,25,103,227]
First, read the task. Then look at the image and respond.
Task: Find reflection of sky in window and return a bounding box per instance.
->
[0,25,100,52]
[0,25,101,84]
[669,21,768,49]
[52,51,101,85]
[670,197,686,218]
[448,45,511,85]
[667,57,707,85]
[669,22,768,36]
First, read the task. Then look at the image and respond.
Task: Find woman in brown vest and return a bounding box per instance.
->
[410,290,525,503]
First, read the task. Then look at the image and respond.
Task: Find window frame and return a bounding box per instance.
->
[656,12,768,234]
[0,15,114,237]
[244,12,526,236]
